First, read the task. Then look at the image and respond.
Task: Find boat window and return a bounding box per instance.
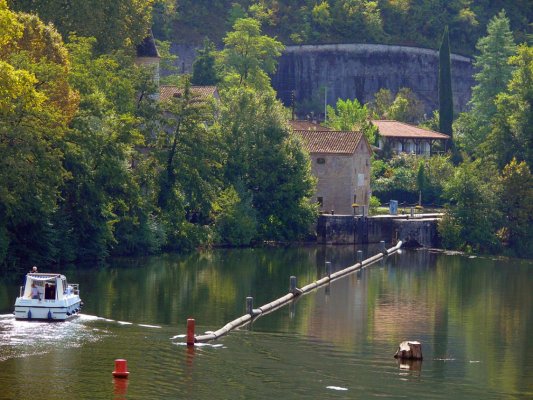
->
[44,283,56,300]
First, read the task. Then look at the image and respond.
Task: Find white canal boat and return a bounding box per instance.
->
[14,272,82,320]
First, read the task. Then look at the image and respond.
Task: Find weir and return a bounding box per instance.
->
[317,214,442,247]
[192,241,403,343]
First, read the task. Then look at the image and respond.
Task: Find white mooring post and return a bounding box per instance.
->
[380,240,387,254]
[246,296,253,315]
[325,261,332,278]
[290,276,297,293]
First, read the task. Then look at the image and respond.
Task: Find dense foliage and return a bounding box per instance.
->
[372,154,454,206]
[8,0,157,54]
[1,0,532,266]
[0,2,317,270]
[168,0,531,55]
[437,12,533,257]
[324,98,377,144]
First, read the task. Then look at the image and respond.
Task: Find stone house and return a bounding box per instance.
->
[372,120,450,156]
[293,127,372,215]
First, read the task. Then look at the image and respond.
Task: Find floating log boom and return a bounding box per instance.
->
[193,241,402,343]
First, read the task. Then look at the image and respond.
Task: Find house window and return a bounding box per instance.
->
[316,158,326,164]
[317,197,323,206]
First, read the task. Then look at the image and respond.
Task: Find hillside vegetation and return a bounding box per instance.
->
[1,0,532,270]
[165,0,532,54]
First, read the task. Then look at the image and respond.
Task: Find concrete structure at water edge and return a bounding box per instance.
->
[293,126,372,215]
[317,214,442,247]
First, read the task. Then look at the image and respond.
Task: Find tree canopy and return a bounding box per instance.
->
[219,17,284,91]
[8,0,154,53]
[168,0,531,55]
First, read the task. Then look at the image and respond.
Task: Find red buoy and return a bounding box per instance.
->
[187,318,195,346]
[112,359,130,378]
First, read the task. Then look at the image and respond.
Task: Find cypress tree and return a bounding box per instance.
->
[191,38,219,85]
[438,26,453,137]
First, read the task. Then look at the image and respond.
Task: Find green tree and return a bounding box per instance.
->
[416,161,426,205]
[219,17,284,91]
[498,158,533,257]
[483,45,532,170]
[9,0,154,53]
[191,37,219,86]
[0,2,77,266]
[388,88,424,123]
[369,88,394,119]
[211,184,257,246]
[219,87,316,240]
[438,26,454,137]
[370,88,423,123]
[440,160,500,252]
[62,36,157,260]
[157,78,222,219]
[325,98,377,144]
[464,10,517,154]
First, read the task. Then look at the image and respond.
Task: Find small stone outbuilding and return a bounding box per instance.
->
[293,127,372,215]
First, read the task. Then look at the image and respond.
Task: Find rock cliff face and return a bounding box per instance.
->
[271,44,474,116]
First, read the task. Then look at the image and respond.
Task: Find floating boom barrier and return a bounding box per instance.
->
[191,240,402,344]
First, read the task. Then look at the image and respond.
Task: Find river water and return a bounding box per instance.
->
[0,246,531,399]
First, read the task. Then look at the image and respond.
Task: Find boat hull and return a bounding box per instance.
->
[14,297,82,321]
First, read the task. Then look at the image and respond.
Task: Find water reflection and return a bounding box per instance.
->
[0,247,531,399]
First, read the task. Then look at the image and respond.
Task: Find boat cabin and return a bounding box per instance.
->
[21,273,78,301]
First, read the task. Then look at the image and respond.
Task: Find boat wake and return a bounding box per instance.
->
[0,313,103,362]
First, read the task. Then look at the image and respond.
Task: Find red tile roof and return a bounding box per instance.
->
[159,85,218,102]
[372,120,450,140]
[294,130,365,154]
[288,120,331,131]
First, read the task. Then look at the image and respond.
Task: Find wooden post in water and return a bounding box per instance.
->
[186,318,195,346]
[290,276,297,293]
[394,341,423,360]
[246,297,253,315]
[357,250,363,263]
[325,261,332,278]
[380,240,387,255]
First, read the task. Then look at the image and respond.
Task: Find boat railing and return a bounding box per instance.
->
[19,286,24,298]
[69,284,80,296]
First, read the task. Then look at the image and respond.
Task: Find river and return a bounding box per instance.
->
[0,246,531,399]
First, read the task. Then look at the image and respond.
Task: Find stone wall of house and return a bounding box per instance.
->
[353,140,371,208]
[271,43,474,116]
[313,153,355,215]
[311,144,370,215]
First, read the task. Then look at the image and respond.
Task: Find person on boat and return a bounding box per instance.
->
[31,283,40,300]
[44,283,56,300]
[31,266,37,273]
